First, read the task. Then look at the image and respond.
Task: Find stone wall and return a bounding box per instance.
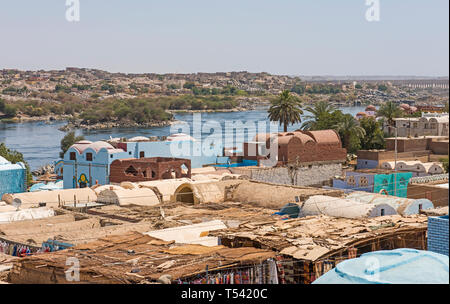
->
[231,163,342,187]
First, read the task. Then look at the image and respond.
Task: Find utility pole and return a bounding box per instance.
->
[393,126,398,196]
[388,125,398,196]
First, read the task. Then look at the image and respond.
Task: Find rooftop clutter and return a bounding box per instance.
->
[8,231,276,284]
[0,157,447,284]
[213,214,428,263]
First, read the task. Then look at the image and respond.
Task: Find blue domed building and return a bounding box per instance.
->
[313,248,449,284]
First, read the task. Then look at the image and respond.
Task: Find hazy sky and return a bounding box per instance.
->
[0,0,448,76]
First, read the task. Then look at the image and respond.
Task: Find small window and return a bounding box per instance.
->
[380,209,385,216]
[418,204,423,211]
[86,153,93,161]
[347,176,356,186]
[110,154,113,158]
[129,151,132,155]
[140,151,145,158]
[70,152,76,160]
[359,176,369,187]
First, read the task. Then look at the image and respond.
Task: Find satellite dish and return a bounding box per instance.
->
[12,198,22,210]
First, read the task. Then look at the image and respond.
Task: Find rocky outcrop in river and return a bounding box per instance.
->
[58,119,174,131]
[32,163,55,176]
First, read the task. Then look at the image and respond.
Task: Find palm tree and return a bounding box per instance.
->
[377,101,403,135]
[334,115,366,151]
[268,90,303,132]
[300,100,336,130]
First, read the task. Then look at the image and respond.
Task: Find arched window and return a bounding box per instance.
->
[125,165,139,176]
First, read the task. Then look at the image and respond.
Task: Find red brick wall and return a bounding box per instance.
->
[109,158,191,183]
[244,131,347,165]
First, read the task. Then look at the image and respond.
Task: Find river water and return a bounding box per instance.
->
[0,106,366,170]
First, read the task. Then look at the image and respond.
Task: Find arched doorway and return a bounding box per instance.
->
[176,186,195,204]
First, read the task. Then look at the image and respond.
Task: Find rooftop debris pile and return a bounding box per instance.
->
[9,231,275,284]
[212,214,429,262]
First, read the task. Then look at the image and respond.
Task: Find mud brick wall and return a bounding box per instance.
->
[110,157,191,183]
[407,184,449,207]
[429,141,449,155]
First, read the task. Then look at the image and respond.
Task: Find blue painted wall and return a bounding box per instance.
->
[357,159,378,169]
[332,171,374,192]
[125,141,222,168]
[63,145,126,189]
[63,140,227,189]
[428,216,449,256]
[0,162,26,197]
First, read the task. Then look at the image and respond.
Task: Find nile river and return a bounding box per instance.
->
[0,106,366,170]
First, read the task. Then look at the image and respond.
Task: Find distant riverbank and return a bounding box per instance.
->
[0,114,71,123]
[0,107,367,171]
[2,105,261,131]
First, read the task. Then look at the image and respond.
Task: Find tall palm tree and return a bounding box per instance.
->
[268,90,303,132]
[334,115,366,151]
[377,101,403,135]
[300,100,336,130]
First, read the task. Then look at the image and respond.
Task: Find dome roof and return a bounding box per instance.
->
[75,140,93,145]
[166,133,196,142]
[292,132,315,144]
[365,105,376,111]
[400,103,411,110]
[304,130,341,145]
[278,135,297,145]
[128,136,149,142]
[313,249,449,284]
[87,141,115,152]
[0,156,10,165]
[71,141,115,154]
